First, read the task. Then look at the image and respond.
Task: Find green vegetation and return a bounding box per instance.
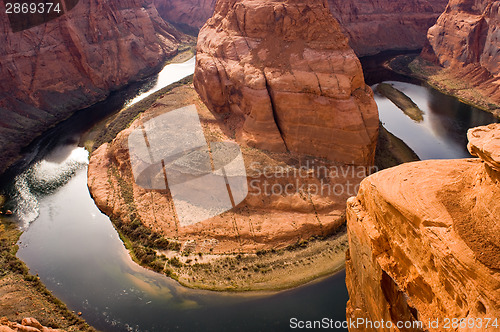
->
[389,55,500,117]
[376,83,424,122]
[0,218,94,330]
[84,74,194,153]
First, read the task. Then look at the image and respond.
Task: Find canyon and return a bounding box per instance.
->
[345,123,500,330]
[418,0,500,115]
[193,0,379,165]
[328,0,449,56]
[0,0,189,175]
[154,0,217,34]
[155,0,448,56]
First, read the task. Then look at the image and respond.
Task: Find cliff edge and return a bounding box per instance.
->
[345,123,500,330]
[0,0,188,175]
[422,0,500,112]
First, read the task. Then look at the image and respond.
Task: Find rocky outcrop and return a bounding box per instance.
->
[424,0,500,103]
[194,0,379,166]
[328,0,449,56]
[88,85,363,254]
[154,0,448,55]
[154,0,216,34]
[0,317,63,332]
[0,0,187,175]
[345,123,500,331]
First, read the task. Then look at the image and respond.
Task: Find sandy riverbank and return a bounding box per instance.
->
[388,55,500,118]
[0,218,94,331]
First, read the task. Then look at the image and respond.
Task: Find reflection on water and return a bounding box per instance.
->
[375,81,499,160]
[126,57,196,107]
[9,56,349,332]
[6,144,89,227]
[15,146,348,332]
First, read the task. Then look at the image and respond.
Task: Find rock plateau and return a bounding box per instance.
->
[0,0,187,175]
[194,0,379,166]
[345,123,500,331]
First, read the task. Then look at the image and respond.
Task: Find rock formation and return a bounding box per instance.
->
[88,86,363,254]
[194,0,379,166]
[154,0,448,55]
[0,0,187,175]
[0,317,64,332]
[154,0,216,34]
[345,123,500,331]
[328,0,449,56]
[424,0,500,104]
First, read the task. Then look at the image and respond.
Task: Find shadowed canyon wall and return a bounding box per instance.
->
[328,0,449,56]
[345,123,500,331]
[0,0,186,175]
[424,0,500,104]
[193,0,379,166]
[154,0,217,34]
[154,0,448,55]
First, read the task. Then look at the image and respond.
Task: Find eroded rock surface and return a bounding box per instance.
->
[194,0,379,166]
[0,0,187,174]
[424,0,500,103]
[154,0,448,55]
[154,0,216,33]
[345,123,500,331]
[0,317,63,332]
[88,86,363,255]
[328,0,449,56]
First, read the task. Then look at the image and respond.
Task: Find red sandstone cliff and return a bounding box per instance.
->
[154,0,447,55]
[328,0,449,56]
[424,0,500,104]
[0,0,187,174]
[345,123,500,331]
[194,0,379,166]
[154,0,216,34]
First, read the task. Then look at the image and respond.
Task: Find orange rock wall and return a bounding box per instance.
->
[424,0,500,102]
[193,0,379,166]
[345,124,500,331]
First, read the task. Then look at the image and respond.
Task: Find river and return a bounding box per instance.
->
[4,55,498,332]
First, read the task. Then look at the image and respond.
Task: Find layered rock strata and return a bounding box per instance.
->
[154,0,448,55]
[0,0,187,174]
[154,0,216,34]
[194,0,379,166]
[88,86,363,255]
[345,123,500,331]
[424,0,500,104]
[328,0,449,56]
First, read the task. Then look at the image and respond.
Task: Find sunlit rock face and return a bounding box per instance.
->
[0,0,187,174]
[424,0,500,104]
[153,0,448,55]
[345,123,500,331]
[193,0,379,166]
